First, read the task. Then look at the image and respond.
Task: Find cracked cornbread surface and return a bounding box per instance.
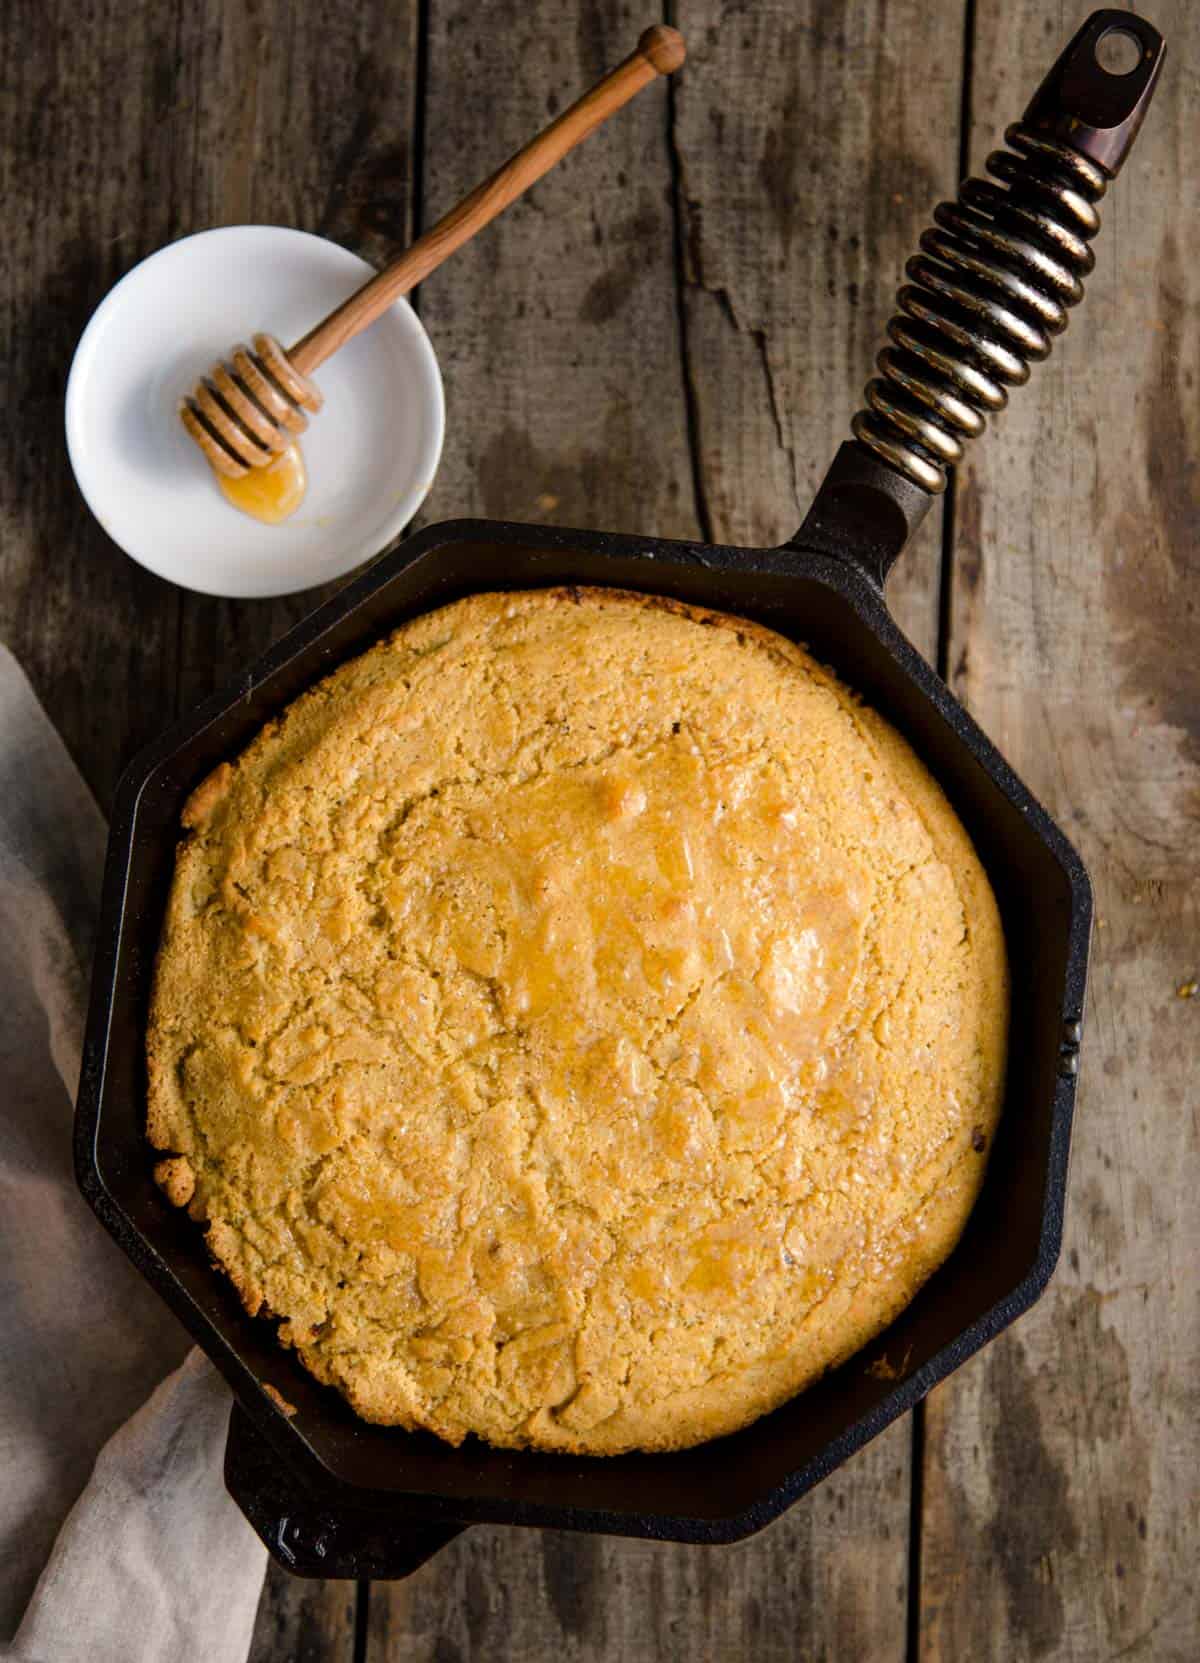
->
[147,588,1007,1453]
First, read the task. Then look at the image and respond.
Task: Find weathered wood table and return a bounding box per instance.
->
[2,2,1195,1657]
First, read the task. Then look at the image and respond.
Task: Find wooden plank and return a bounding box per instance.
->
[163,2,423,1654]
[248,1574,360,1663]
[410,1,696,543]
[369,1446,909,1661]
[0,0,186,810]
[0,0,428,1649]
[0,0,422,811]
[668,0,967,1654]
[920,5,1200,1660]
[674,0,964,662]
[173,0,423,719]
[369,2,965,1658]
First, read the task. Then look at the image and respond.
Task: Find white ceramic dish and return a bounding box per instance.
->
[65,225,445,599]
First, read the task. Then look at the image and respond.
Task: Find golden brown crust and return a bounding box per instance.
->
[153,1155,196,1208]
[147,588,1008,1453]
[181,762,234,830]
[261,1382,298,1417]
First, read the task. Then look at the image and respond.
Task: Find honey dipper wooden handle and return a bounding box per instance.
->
[288,25,685,377]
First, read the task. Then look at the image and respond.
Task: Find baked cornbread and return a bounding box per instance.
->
[147,588,1007,1453]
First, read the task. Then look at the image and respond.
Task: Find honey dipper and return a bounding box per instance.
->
[181,24,685,479]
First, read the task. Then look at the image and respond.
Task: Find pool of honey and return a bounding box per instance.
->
[217,442,306,524]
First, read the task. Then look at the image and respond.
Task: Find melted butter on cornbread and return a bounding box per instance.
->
[147,589,1007,1453]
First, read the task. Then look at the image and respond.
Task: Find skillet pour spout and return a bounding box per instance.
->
[75,9,1164,1583]
[797,8,1165,586]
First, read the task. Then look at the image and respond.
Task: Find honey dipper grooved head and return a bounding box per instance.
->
[181,333,323,477]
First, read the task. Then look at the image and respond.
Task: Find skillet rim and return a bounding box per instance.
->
[74,514,1091,1545]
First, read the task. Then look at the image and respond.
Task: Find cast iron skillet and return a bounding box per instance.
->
[75,12,1163,1579]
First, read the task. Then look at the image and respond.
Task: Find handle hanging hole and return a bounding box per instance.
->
[1095,26,1143,77]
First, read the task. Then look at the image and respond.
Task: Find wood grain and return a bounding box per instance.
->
[290,26,684,375]
[166,3,423,1653]
[919,5,1200,1661]
[0,0,186,809]
[369,1444,909,1662]
[411,0,696,545]
[248,1576,360,1663]
[367,0,960,1655]
[672,0,963,661]
[173,0,424,732]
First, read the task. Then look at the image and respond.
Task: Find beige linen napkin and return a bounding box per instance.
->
[0,644,267,1662]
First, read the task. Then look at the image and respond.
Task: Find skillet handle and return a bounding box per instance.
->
[224,1403,467,1580]
[791,9,1165,586]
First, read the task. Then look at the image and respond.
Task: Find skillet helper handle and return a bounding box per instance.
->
[793,9,1165,585]
[224,1402,467,1580]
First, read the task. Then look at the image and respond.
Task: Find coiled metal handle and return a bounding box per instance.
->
[851,125,1111,495]
[850,11,1164,496]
